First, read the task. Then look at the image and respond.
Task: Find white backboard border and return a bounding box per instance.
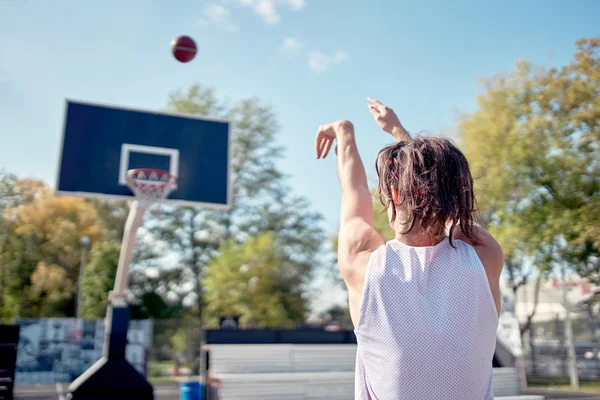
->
[119,144,180,189]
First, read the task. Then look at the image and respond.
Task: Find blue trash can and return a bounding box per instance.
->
[180,381,203,400]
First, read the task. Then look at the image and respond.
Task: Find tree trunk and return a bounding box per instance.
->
[561,267,580,390]
[520,275,543,336]
[528,326,537,377]
[521,274,543,378]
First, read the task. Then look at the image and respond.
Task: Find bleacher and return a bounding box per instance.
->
[202,330,544,400]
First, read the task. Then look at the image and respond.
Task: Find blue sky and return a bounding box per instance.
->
[1,0,599,308]
[1,0,599,232]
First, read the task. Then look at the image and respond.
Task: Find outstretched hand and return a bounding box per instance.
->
[315,120,353,159]
[367,97,410,141]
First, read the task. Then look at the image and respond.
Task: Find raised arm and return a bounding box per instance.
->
[367,97,411,142]
[316,121,383,285]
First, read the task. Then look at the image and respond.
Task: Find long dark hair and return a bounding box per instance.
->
[375,136,479,247]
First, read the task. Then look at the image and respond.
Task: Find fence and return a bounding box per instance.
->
[522,311,600,380]
[146,318,346,379]
[10,313,596,384]
[148,318,203,378]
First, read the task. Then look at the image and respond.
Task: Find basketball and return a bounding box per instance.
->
[171,35,197,63]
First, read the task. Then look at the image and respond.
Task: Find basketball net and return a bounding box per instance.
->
[126,168,178,204]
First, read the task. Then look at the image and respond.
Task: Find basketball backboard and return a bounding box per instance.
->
[56,100,231,209]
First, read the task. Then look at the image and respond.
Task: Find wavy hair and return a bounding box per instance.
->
[375,136,479,247]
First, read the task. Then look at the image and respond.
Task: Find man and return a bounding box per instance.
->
[315,98,503,399]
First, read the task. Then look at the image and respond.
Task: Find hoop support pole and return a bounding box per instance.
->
[111,200,148,303]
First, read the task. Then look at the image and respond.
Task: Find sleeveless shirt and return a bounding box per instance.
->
[354,237,498,399]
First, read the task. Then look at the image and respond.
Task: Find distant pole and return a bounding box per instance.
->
[76,236,91,319]
[561,266,580,390]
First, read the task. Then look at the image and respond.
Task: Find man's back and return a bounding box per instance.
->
[315,99,504,399]
[354,238,498,400]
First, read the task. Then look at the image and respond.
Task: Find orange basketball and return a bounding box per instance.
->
[171,35,197,63]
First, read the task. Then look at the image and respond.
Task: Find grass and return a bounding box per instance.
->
[527,376,600,393]
[149,376,177,384]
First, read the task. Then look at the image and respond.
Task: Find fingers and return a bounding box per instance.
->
[315,133,334,159]
[368,104,380,117]
[321,138,333,158]
[315,131,322,158]
[367,97,385,109]
[316,135,326,159]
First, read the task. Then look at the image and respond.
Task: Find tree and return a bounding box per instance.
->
[80,242,120,319]
[27,261,75,317]
[203,233,307,328]
[87,199,129,243]
[0,179,104,318]
[459,38,599,267]
[0,173,168,319]
[0,173,51,317]
[146,84,324,322]
[319,304,353,328]
[128,263,185,320]
[458,38,600,389]
[12,186,104,269]
[0,171,18,318]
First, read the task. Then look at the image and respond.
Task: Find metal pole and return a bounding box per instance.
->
[76,236,91,319]
[561,267,580,390]
[111,200,147,304]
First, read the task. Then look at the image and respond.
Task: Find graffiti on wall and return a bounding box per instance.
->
[15,318,152,384]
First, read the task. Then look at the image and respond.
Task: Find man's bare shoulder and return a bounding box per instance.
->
[454,225,503,272]
[338,219,384,284]
[454,224,503,314]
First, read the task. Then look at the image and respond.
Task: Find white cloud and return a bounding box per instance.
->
[238,0,278,23]
[287,0,306,10]
[200,3,237,32]
[237,0,305,24]
[333,51,350,63]
[282,37,302,51]
[308,52,331,73]
[308,50,349,73]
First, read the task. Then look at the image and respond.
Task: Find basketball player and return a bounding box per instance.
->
[315,98,503,399]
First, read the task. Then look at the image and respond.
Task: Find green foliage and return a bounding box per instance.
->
[0,178,105,318]
[169,327,188,355]
[27,261,75,317]
[1,83,325,322]
[86,199,129,243]
[319,304,353,328]
[0,225,30,319]
[203,233,306,328]
[458,38,600,286]
[130,291,182,320]
[146,84,324,321]
[0,175,134,319]
[80,241,120,319]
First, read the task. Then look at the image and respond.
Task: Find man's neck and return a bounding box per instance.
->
[394,225,446,247]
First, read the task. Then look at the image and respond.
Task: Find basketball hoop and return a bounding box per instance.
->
[126,168,177,204]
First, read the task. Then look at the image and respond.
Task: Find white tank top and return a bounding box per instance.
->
[354,237,498,400]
